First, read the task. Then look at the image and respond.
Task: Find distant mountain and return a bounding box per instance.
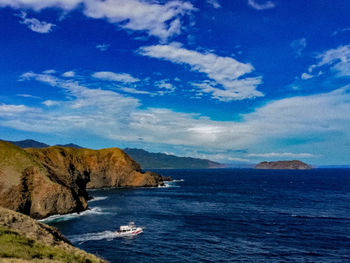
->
[4,139,83,149]
[55,143,84,148]
[124,148,226,169]
[7,139,49,148]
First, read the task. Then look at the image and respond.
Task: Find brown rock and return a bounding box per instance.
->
[0,141,166,219]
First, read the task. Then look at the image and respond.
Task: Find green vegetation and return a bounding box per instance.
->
[0,226,100,263]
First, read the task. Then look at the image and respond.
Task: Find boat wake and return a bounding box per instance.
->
[68,230,117,244]
[39,207,109,223]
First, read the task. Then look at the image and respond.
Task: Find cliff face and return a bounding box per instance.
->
[0,206,106,262]
[27,146,164,189]
[0,141,89,219]
[0,141,165,219]
[255,160,312,170]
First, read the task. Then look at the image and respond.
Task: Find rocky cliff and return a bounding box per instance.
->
[255,160,312,170]
[27,146,165,189]
[0,141,165,219]
[0,206,106,262]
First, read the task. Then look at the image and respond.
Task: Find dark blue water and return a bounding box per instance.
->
[44,169,350,262]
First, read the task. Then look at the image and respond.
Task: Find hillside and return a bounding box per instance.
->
[0,141,166,219]
[255,160,312,170]
[0,206,106,263]
[124,148,225,169]
[8,139,83,149]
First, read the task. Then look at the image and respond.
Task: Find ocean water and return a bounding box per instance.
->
[44,169,350,262]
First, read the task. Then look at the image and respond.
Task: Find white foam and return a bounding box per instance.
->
[68,230,117,243]
[38,207,108,223]
[172,179,184,183]
[88,196,108,202]
[159,179,184,188]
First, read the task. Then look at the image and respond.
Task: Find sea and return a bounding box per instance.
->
[42,168,350,262]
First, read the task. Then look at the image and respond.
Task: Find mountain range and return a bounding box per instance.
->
[124,148,226,169]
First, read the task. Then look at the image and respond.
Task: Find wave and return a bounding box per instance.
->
[68,230,117,244]
[88,196,108,202]
[38,207,108,223]
[172,179,185,183]
[159,179,184,188]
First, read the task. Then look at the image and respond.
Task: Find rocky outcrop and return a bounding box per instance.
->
[27,146,165,189]
[0,141,166,219]
[0,206,106,262]
[255,160,312,170]
[0,141,89,219]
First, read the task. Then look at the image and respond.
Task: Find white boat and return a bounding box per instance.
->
[115,222,143,237]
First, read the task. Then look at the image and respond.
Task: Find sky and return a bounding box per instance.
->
[0,0,350,165]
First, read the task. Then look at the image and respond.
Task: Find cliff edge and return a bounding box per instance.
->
[255,160,312,170]
[0,141,165,219]
[0,206,106,262]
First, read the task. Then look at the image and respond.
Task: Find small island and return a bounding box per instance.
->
[255,160,312,170]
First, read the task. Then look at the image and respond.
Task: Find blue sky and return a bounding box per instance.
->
[0,0,350,165]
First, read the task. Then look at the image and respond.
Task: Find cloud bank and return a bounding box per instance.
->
[2,71,350,163]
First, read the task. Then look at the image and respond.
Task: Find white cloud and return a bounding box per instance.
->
[0,0,83,11]
[42,100,61,106]
[139,43,263,101]
[332,27,350,37]
[246,152,317,158]
[92,71,140,83]
[16,11,55,33]
[206,0,221,9]
[2,0,195,40]
[0,104,40,117]
[96,44,110,51]
[62,71,75,77]
[308,44,350,77]
[17,94,41,99]
[155,80,176,95]
[119,87,154,95]
[247,0,276,10]
[301,73,314,80]
[290,38,306,56]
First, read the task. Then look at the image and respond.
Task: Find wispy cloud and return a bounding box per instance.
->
[247,0,276,10]
[290,38,306,57]
[42,100,61,107]
[305,44,350,78]
[96,44,110,52]
[119,87,154,95]
[92,71,140,83]
[62,71,75,78]
[139,43,263,101]
[332,27,350,37]
[17,94,41,99]
[4,0,195,40]
[206,0,221,9]
[16,11,55,33]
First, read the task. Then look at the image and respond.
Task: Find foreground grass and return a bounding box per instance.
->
[0,226,98,263]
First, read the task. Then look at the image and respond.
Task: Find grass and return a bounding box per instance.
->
[0,226,100,262]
